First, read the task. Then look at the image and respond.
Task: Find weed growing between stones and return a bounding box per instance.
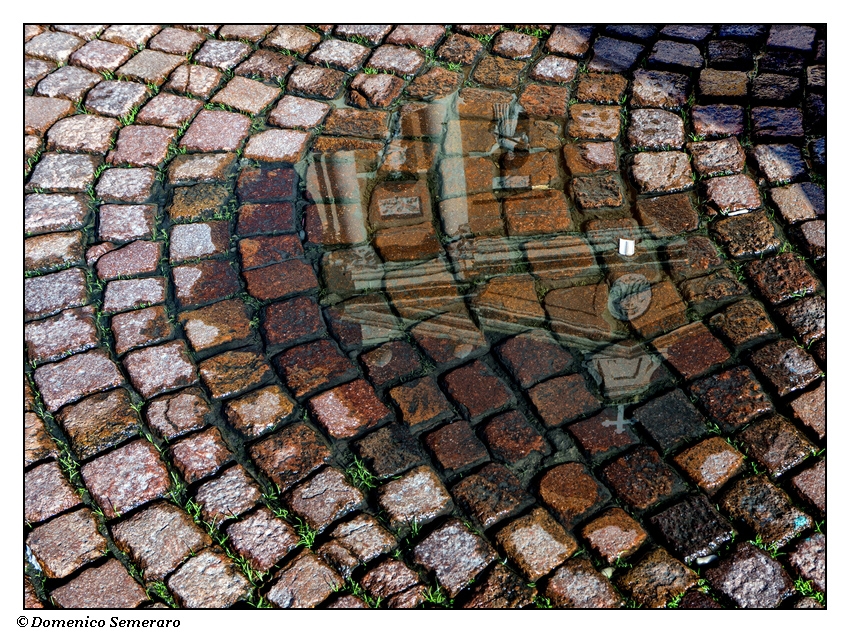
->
[422,583,453,608]
[345,456,377,491]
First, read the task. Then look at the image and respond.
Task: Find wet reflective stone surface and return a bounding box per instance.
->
[24,23,827,610]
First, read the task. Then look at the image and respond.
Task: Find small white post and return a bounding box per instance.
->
[618,238,635,256]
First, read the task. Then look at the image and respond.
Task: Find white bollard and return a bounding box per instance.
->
[618,238,635,256]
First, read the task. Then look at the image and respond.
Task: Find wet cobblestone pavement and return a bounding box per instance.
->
[24,23,826,609]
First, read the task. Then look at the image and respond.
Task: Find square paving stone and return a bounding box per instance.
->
[25,412,59,467]
[164,63,223,98]
[34,349,124,412]
[576,73,627,104]
[409,310,487,365]
[56,388,139,460]
[25,267,88,322]
[749,339,821,398]
[237,165,298,202]
[633,389,709,454]
[588,36,644,72]
[265,25,322,55]
[26,30,85,63]
[195,464,262,526]
[413,518,496,598]
[788,382,825,441]
[545,25,594,56]
[789,533,825,593]
[708,298,778,350]
[70,39,133,71]
[26,508,106,578]
[482,410,549,465]
[719,475,811,547]
[545,558,623,608]
[286,65,347,100]
[194,40,252,71]
[360,340,421,388]
[172,259,241,310]
[308,38,370,72]
[237,201,296,235]
[178,299,250,353]
[752,73,801,102]
[568,407,640,463]
[274,339,357,399]
[630,69,690,109]
[538,462,611,530]
[496,331,573,389]
[169,426,233,484]
[602,446,688,513]
[81,440,170,519]
[462,564,535,609]
[705,542,795,608]
[689,137,746,177]
[27,153,99,193]
[452,463,535,530]
[101,25,161,49]
[376,465,453,532]
[286,467,365,532]
[25,57,55,91]
[691,104,745,138]
[83,80,149,120]
[689,366,774,433]
[145,387,212,441]
[46,114,119,154]
[746,253,821,305]
[266,551,341,608]
[673,436,746,495]
[698,69,749,99]
[568,104,621,140]
[580,507,648,564]
[269,95,330,129]
[628,109,685,150]
[116,49,184,86]
[243,259,318,302]
[793,220,826,261]
[752,106,804,140]
[648,40,703,70]
[388,376,455,434]
[249,422,331,491]
[123,340,198,399]
[563,141,618,176]
[96,167,158,203]
[328,513,396,564]
[705,173,762,216]
[651,322,730,380]
[199,349,274,400]
[496,507,577,581]
[260,296,324,352]
[752,143,807,184]
[35,65,102,101]
[442,361,515,423]
[791,461,826,517]
[95,240,161,280]
[309,378,392,440]
[148,27,205,55]
[438,33,484,66]
[617,547,699,608]
[571,174,625,209]
[631,151,693,194]
[169,220,230,263]
[25,305,98,364]
[424,420,489,477]
[111,501,211,581]
[108,125,178,168]
[492,30,539,60]
[649,495,736,564]
[529,374,602,428]
[223,385,295,439]
[225,506,298,573]
[359,559,422,601]
[25,193,89,236]
[180,110,251,152]
[25,461,82,525]
[50,558,147,609]
[634,193,699,238]
[168,548,251,608]
[352,424,428,480]
[769,182,825,225]
[663,234,726,283]
[236,49,296,81]
[738,414,817,478]
[767,25,817,52]
[244,129,310,164]
[25,96,75,136]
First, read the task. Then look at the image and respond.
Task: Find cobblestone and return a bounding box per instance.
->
[20,24,829,611]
